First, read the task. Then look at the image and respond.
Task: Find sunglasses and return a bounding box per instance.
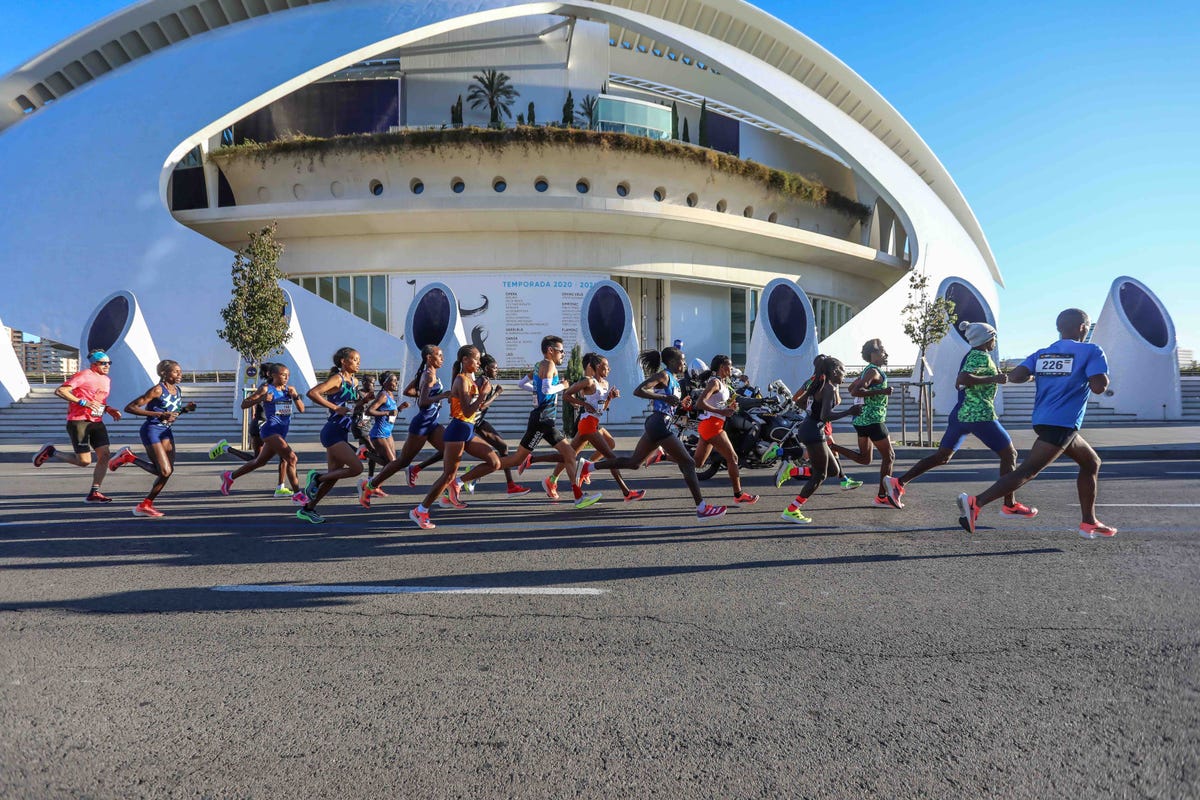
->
[93,361,112,365]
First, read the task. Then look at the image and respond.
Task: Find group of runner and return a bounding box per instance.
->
[31,307,1117,538]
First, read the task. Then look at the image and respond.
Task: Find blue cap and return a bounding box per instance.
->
[87,350,110,363]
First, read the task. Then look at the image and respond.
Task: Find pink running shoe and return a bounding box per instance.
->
[409,507,436,529]
[291,491,309,505]
[1001,502,1038,518]
[872,496,902,509]
[957,493,980,533]
[356,445,368,461]
[1079,521,1118,539]
[506,483,532,496]
[370,487,387,497]
[108,446,136,472]
[542,476,559,500]
[697,503,727,520]
[885,476,906,509]
[733,492,759,505]
[446,477,465,506]
[33,444,56,468]
[357,478,373,509]
[84,490,113,504]
[132,500,163,518]
[518,453,533,476]
[219,470,234,496]
[623,489,646,502]
[406,465,420,488]
[577,458,594,486]
[645,448,664,467]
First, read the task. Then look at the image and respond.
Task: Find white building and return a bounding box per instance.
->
[0,0,1001,384]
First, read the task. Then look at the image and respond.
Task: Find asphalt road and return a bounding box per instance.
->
[1,453,1197,799]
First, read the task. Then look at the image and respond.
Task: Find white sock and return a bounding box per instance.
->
[417,504,428,514]
[697,501,707,512]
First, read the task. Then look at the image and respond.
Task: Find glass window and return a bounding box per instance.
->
[302,277,317,294]
[370,276,387,329]
[353,276,369,320]
[318,276,334,303]
[336,277,352,312]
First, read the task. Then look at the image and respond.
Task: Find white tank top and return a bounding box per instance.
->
[699,379,732,421]
[580,379,612,420]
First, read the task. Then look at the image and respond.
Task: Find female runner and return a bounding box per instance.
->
[216,363,307,502]
[692,354,758,505]
[297,347,367,523]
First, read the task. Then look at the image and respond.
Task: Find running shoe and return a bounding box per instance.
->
[356,445,368,461]
[872,496,901,509]
[840,476,864,491]
[296,507,325,524]
[409,507,436,529]
[462,479,476,495]
[208,439,229,460]
[645,448,664,467]
[291,491,308,505]
[774,460,795,488]
[108,446,136,472]
[885,476,905,508]
[132,500,163,518]
[1001,502,1038,518]
[32,444,56,468]
[219,470,234,496]
[957,493,980,533]
[762,443,782,462]
[623,489,646,502]
[304,469,321,500]
[1078,521,1118,539]
[734,492,759,504]
[780,508,812,524]
[517,453,533,475]
[542,476,559,500]
[357,478,373,509]
[574,491,603,509]
[274,486,294,497]
[506,483,532,496]
[84,490,113,504]
[438,490,468,509]
[576,457,592,486]
[407,465,420,488]
[697,503,727,520]
[446,477,464,507]
[370,486,387,497]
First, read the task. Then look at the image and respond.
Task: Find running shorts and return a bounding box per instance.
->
[259,420,290,441]
[853,422,889,442]
[139,421,174,448]
[520,409,566,450]
[939,419,1013,453]
[408,413,441,438]
[643,412,677,442]
[66,420,109,453]
[1033,424,1079,449]
[577,415,600,436]
[444,419,476,443]
[319,420,351,448]
[369,420,394,440]
[698,417,726,440]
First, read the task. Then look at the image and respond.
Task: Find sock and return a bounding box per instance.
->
[278,483,287,491]
[90,484,100,492]
[697,501,709,512]
[787,496,808,512]
[572,484,582,500]
[417,504,428,514]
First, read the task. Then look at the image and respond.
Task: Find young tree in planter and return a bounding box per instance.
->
[562,90,574,127]
[671,101,679,139]
[681,116,690,143]
[450,94,463,127]
[698,98,710,147]
[217,223,292,445]
[467,69,519,127]
[900,263,957,445]
[575,94,598,129]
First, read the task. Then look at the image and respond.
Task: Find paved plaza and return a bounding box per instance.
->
[1,436,1197,799]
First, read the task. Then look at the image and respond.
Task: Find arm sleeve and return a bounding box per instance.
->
[538,377,565,396]
[517,374,536,393]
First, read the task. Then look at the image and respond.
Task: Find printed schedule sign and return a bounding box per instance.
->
[395,273,605,368]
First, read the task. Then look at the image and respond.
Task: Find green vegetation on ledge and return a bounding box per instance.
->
[211,126,870,221]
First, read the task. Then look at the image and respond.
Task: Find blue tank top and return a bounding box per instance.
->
[325,374,359,429]
[411,371,444,427]
[651,370,680,415]
[369,391,398,438]
[145,383,183,427]
[535,370,561,423]
[261,384,293,428]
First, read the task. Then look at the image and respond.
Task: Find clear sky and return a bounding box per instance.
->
[2,0,1195,358]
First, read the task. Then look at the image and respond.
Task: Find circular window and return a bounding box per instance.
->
[369,180,383,197]
[686,193,698,207]
[256,187,270,202]
[616,182,630,198]
[1119,281,1170,348]
[743,206,754,218]
[410,179,424,195]
[767,212,778,223]
[451,178,465,194]
[493,177,507,193]
[653,187,666,202]
[330,181,344,198]
[535,178,549,192]
[767,284,809,350]
[716,199,727,213]
[576,179,590,194]
[292,184,307,200]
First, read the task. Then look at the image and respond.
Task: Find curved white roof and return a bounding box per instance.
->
[0,0,998,280]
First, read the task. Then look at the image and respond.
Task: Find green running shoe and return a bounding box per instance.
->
[775,460,795,488]
[780,508,812,524]
[840,476,863,491]
[273,485,294,497]
[208,439,229,460]
[296,507,324,524]
[304,469,321,500]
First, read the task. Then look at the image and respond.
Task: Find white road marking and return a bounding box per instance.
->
[1086,504,1200,508]
[213,584,607,596]
[1165,471,1200,475]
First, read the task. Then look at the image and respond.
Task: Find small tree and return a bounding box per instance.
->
[900,264,957,444]
[670,101,679,139]
[467,69,519,127]
[527,101,536,126]
[698,98,709,147]
[562,90,574,127]
[450,95,463,127]
[516,112,525,125]
[681,117,690,143]
[575,94,598,129]
[563,343,585,435]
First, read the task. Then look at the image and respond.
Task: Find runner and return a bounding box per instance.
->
[214,363,307,503]
[494,335,601,509]
[208,362,290,497]
[780,357,864,524]
[830,339,898,507]
[776,355,862,491]
[692,355,758,504]
[111,359,197,517]
[590,346,727,520]
[363,371,409,494]
[408,345,503,529]
[298,347,368,523]
[357,345,449,506]
[33,350,124,503]
[955,308,1115,538]
[550,352,645,502]
[411,354,531,496]
[886,322,1036,517]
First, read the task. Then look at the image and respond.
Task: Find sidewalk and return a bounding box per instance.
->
[4,421,1197,463]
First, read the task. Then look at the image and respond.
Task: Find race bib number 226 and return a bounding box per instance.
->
[1036,354,1074,376]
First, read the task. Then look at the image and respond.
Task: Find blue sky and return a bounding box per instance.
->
[3,0,1195,358]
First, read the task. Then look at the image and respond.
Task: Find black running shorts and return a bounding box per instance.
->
[66,420,109,454]
[1033,424,1079,449]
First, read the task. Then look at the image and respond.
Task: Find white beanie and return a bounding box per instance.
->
[958,320,997,347]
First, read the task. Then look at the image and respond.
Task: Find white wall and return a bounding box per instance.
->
[668,281,732,369]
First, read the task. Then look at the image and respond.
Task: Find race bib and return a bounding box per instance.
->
[1035,354,1074,376]
[277,401,292,416]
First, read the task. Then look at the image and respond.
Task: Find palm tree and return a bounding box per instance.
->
[467,69,520,127]
[575,94,598,129]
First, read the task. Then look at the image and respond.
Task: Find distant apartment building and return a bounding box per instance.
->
[1180,348,1196,369]
[21,338,78,375]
